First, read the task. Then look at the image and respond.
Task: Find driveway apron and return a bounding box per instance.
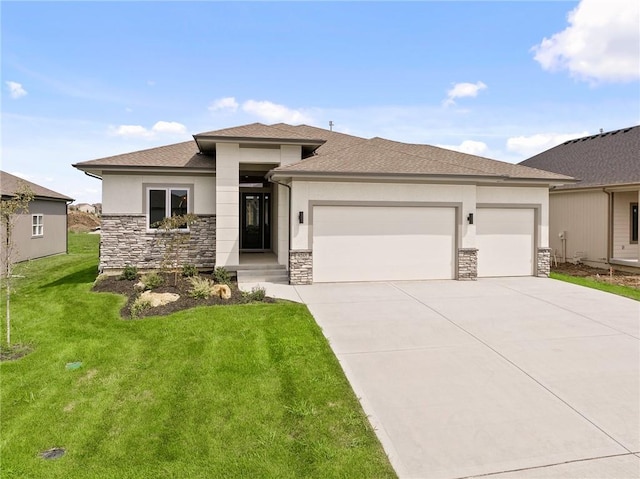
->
[294,278,640,479]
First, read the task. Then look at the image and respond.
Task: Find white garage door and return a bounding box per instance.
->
[312,205,456,283]
[477,208,535,277]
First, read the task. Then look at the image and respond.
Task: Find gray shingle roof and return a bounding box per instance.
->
[73,141,211,169]
[273,136,573,180]
[519,126,640,188]
[0,170,73,201]
[74,122,573,183]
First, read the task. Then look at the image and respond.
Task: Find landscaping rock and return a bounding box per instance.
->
[134,281,146,292]
[140,291,180,307]
[212,284,232,300]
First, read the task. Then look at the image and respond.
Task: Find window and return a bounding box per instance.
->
[147,187,190,229]
[631,203,638,244]
[32,214,43,237]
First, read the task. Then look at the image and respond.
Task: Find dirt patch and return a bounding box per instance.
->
[552,263,640,290]
[68,211,100,233]
[0,343,33,361]
[93,272,274,319]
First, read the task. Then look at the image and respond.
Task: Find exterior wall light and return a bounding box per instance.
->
[298,211,304,224]
[467,213,474,224]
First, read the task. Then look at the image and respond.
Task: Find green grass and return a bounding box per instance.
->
[551,272,640,301]
[1,233,396,479]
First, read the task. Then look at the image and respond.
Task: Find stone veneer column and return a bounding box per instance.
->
[289,250,312,285]
[457,248,478,280]
[537,247,551,277]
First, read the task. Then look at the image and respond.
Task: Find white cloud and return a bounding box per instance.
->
[444,81,487,106]
[6,81,28,99]
[532,0,640,83]
[242,99,312,124]
[506,131,589,158]
[437,140,489,156]
[111,124,154,138]
[152,121,187,135]
[110,121,187,139]
[209,96,239,112]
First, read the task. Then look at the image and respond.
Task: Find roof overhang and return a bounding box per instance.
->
[193,134,325,157]
[267,169,576,187]
[72,164,216,179]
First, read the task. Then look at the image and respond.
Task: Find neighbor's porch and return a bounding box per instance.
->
[609,188,639,269]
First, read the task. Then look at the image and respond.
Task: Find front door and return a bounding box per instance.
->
[241,192,271,250]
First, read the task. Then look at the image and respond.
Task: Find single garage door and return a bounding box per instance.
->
[312,205,456,283]
[477,208,535,277]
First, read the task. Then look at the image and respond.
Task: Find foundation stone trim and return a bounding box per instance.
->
[458,248,478,280]
[537,247,551,277]
[289,250,312,285]
[100,214,216,272]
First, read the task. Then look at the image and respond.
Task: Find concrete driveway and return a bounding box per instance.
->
[293,278,640,479]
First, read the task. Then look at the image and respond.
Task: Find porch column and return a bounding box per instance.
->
[215,143,240,267]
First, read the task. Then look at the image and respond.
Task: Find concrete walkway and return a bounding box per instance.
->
[241,278,640,479]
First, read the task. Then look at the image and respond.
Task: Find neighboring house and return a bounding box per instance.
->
[73,123,572,284]
[520,126,640,270]
[75,203,97,214]
[0,171,73,273]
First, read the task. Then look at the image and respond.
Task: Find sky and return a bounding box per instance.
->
[2,0,639,205]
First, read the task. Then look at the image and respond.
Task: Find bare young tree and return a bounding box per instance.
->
[1,183,34,346]
[154,213,199,286]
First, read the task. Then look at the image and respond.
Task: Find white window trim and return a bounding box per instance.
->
[32,214,44,237]
[146,186,192,232]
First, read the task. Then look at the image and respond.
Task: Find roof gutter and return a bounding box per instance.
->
[267,170,575,186]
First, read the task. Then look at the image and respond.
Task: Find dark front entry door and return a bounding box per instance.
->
[241,192,271,250]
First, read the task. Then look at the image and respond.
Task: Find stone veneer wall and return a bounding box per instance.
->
[536,247,551,277]
[457,248,478,280]
[289,250,312,285]
[100,214,216,272]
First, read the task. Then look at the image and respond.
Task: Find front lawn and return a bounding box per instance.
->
[1,233,395,478]
[550,272,640,301]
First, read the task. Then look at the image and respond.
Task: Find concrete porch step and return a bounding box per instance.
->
[237,267,289,284]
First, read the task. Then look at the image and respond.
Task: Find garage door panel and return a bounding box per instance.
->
[313,206,456,283]
[477,208,534,277]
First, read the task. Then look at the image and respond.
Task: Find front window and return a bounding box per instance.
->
[32,214,43,237]
[631,203,638,244]
[147,188,189,229]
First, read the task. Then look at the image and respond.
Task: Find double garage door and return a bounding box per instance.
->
[311,205,535,283]
[313,205,456,283]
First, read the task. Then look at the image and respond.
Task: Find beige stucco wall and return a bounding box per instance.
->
[1,199,68,273]
[476,186,549,248]
[612,190,639,260]
[102,172,216,215]
[548,190,608,265]
[290,181,549,252]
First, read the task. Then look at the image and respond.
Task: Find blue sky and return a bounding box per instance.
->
[2,0,639,204]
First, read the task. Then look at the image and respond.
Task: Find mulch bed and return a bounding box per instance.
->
[93,272,275,319]
[551,262,640,290]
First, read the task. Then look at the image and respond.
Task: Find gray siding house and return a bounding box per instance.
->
[1,171,73,273]
[520,126,640,270]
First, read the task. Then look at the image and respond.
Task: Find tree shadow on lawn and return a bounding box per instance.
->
[41,265,99,289]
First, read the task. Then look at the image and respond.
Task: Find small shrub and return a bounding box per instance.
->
[188,276,214,299]
[213,267,232,285]
[182,264,198,277]
[130,296,152,319]
[140,272,164,290]
[119,265,138,281]
[242,285,266,302]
